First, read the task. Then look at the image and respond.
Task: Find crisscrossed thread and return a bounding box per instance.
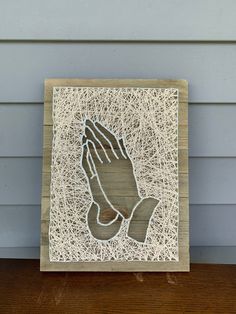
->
[49,87,179,262]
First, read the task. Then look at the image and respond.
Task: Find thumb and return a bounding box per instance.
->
[87,202,123,241]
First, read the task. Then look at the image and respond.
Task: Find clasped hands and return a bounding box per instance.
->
[81,119,159,243]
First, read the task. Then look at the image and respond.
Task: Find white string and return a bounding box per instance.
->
[49,87,179,262]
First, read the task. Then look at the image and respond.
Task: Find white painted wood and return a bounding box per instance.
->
[0,0,236,41]
[189,158,236,204]
[0,247,40,259]
[0,158,42,205]
[0,104,43,156]
[190,205,236,246]
[0,43,236,102]
[0,206,40,247]
[189,104,236,157]
[190,246,236,264]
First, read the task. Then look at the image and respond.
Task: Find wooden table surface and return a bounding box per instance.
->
[0,260,235,313]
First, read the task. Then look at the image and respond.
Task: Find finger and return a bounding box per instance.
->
[81,143,94,178]
[95,121,123,159]
[118,138,128,159]
[85,126,110,163]
[87,140,102,172]
[85,119,119,159]
[87,172,120,225]
[87,148,96,177]
[87,140,103,164]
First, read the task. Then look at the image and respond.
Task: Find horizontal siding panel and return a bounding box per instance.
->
[0,43,236,103]
[0,158,42,205]
[190,246,236,264]
[190,205,236,246]
[0,204,235,247]
[0,206,40,247]
[0,0,236,41]
[189,104,236,156]
[0,157,236,205]
[1,104,236,157]
[189,158,236,204]
[0,247,40,259]
[0,104,43,156]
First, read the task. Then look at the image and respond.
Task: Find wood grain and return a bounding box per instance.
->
[41,79,189,271]
[0,260,236,313]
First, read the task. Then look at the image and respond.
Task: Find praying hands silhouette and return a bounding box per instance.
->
[81,119,159,243]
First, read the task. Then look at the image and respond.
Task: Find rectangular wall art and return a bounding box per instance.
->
[41,79,189,271]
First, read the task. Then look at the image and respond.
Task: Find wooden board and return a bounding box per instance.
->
[41,79,189,271]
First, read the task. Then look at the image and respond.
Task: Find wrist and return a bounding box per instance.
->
[128,197,160,243]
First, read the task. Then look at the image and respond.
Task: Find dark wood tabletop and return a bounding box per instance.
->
[0,259,235,313]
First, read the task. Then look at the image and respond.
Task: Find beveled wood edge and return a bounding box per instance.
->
[178,99,189,268]
[41,78,189,271]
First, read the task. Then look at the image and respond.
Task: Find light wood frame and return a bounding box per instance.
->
[40,79,189,271]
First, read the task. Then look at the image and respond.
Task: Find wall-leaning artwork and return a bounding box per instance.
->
[41,79,189,271]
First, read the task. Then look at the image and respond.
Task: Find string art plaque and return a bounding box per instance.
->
[41,79,189,271]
